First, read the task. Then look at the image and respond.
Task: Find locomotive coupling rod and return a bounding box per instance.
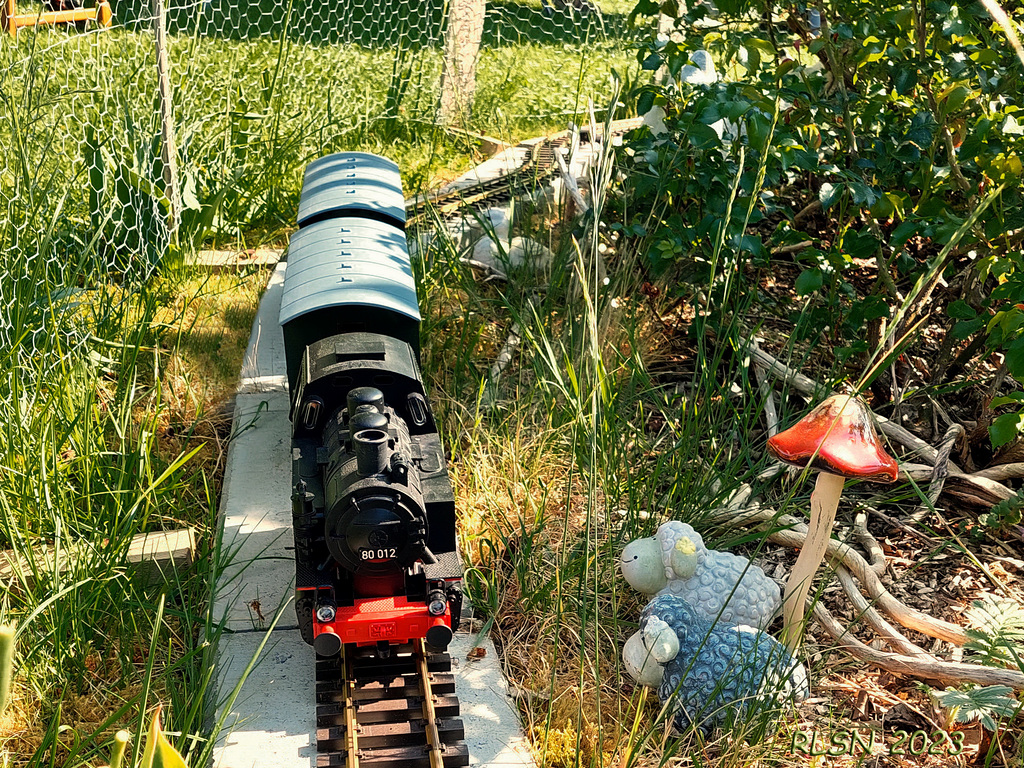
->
[343,646,360,768]
[414,639,445,768]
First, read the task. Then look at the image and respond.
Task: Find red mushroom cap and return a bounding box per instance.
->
[767,394,899,482]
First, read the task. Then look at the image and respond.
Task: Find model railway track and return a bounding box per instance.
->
[406,118,643,224]
[406,137,567,224]
[315,640,469,768]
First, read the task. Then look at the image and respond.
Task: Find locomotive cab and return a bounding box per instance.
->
[280,153,462,657]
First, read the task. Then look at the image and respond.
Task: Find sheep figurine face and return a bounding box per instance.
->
[631,594,809,734]
[620,535,697,594]
[622,616,679,687]
[620,521,781,630]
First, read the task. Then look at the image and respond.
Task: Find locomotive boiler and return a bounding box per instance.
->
[279,152,462,658]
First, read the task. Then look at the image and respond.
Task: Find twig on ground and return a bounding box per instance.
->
[793,200,821,226]
[974,462,1024,482]
[750,339,779,437]
[855,504,939,547]
[489,322,523,384]
[900,462,1016,505]
[876,415,951,467]
[770,240,813,256]
[746,342,826,398]
[461,258,508,282]
[852,511,886,577]
[908,423,964,522]
[756,462,789,482]
[835,566,934,658]
[811,601,1024,690]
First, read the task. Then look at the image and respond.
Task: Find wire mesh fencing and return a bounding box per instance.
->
[0,0,641,377]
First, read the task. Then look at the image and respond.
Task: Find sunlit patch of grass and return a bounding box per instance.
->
[0,244,268,764]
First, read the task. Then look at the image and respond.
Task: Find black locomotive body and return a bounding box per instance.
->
[279,153,462,657]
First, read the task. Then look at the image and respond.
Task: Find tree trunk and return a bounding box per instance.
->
[439,0,486,126]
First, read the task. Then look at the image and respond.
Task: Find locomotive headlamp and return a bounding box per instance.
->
[427,589,447,616]
[316,604,337,623]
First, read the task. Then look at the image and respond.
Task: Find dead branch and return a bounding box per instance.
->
[750,339,779,437]
[793,200,822,227]
[975,462,1024,482]
[835,566,934,658]
[852,511,886,577]
[855,504,940,547]
[489,322,522,383]
[746,343,826,399]
[812,601,1024,690]
[901,462,1018,503]
[908,423,964,522]
[774,522,969,646]
[770,240,814,256]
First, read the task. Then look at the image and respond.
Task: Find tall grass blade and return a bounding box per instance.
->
[0,624,13,715]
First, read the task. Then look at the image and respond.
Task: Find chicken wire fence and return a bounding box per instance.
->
[0,0,639,376]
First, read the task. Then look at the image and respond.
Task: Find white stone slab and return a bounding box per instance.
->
[214,392,296,632]
[239,262,289,394]
[451,631,536,767]
[193,248,283,269]
[213,629,316,768]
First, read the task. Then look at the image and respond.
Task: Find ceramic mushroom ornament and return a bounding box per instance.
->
[767,394,899,651]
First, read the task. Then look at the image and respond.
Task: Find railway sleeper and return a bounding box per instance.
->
[317,695,461,726]
[317,654,452,679]
[316,716,466,751]
[317,673,457,703]
[315,741,471,768]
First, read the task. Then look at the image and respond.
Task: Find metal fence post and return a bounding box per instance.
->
[153,0,181,236]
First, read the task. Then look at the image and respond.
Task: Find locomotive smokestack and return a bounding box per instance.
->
[347,387,384,417]
[353,428,389,476]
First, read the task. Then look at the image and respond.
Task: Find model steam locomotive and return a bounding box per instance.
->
[279,153,462,658]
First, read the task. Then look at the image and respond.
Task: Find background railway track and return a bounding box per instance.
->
[405,118,642,225]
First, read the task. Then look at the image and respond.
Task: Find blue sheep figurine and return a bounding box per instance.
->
[626,594,808,734]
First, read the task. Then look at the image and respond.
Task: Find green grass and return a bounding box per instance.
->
[0,0,641,254]
[0,117,268,761]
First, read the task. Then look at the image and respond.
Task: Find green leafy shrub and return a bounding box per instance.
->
[615,0,1024,364]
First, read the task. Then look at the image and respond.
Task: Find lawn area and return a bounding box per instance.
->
[0,0,640,255]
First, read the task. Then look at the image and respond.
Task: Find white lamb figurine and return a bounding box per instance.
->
[620,521,780,630]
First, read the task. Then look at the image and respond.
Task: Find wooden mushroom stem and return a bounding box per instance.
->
[780,471,846,651]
